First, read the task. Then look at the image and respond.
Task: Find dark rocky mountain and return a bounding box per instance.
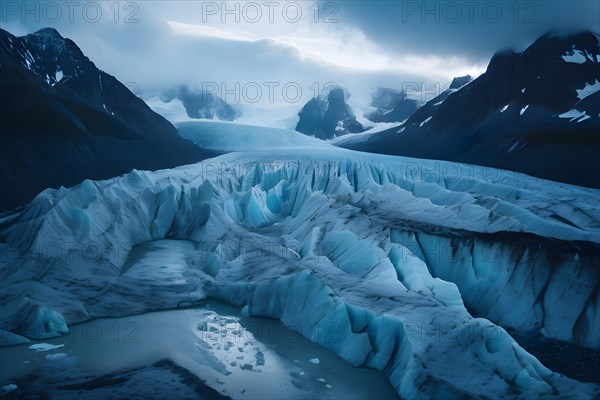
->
[0,27,214,211]
[386,75,472,131]
[159,85,240,121]
[366,87,419,123]
[447,74,473,90]
[340,31,600,188]
[295,87,364,140]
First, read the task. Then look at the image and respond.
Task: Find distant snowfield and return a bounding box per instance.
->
[331,121,403,146]
[232,104,301,130]
[147,98,302,130]
[150,98,396,147]
[1,136,599,398]
[145,96,194,123]
[177,120,329,152]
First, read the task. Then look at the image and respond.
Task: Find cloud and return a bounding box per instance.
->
[162,17,485,93]
[336,0,600,62]
[167,21,254,42]
[2,0,591,111]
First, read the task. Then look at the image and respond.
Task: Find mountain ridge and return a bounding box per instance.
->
[0,27,214,211]
[295,86,365,140]
[339,31,600,188]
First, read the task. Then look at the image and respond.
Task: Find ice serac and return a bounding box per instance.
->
[340,31,600,188]
[0,27,212,211]
[1,148,598,399]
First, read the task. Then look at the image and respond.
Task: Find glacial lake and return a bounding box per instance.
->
[0,300,399,399]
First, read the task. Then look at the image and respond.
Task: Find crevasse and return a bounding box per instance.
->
[1,149,599,399]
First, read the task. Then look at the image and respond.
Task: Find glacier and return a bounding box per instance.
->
[177,120,329,152]
[0,145,599,399]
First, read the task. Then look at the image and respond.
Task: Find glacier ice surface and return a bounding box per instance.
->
[0,146,599,399]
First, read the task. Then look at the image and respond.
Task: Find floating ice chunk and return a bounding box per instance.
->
[500,105,509,112]
[309,358,320,364]
[520,105,529,115]
[317,378,325,382]
[56,70,64,82]
[29,343,65,352]
[326,384,332,389]
[521,88,526,93]
[576,79,600,100]
[396,127,405,133]
[22,305,69,339]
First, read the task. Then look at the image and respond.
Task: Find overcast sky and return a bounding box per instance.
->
[3,0,599,109]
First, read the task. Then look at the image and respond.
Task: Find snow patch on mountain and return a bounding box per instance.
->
[0,27,209,211]
[329,122,403,147]
[562,48,589,63]
[419,116,432,126]
[145,96,193,123]
[558,109,590,122]
[576,79,600,100]
[146,86,240,122]
[340,31,600,188]
[233,104,300,130]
